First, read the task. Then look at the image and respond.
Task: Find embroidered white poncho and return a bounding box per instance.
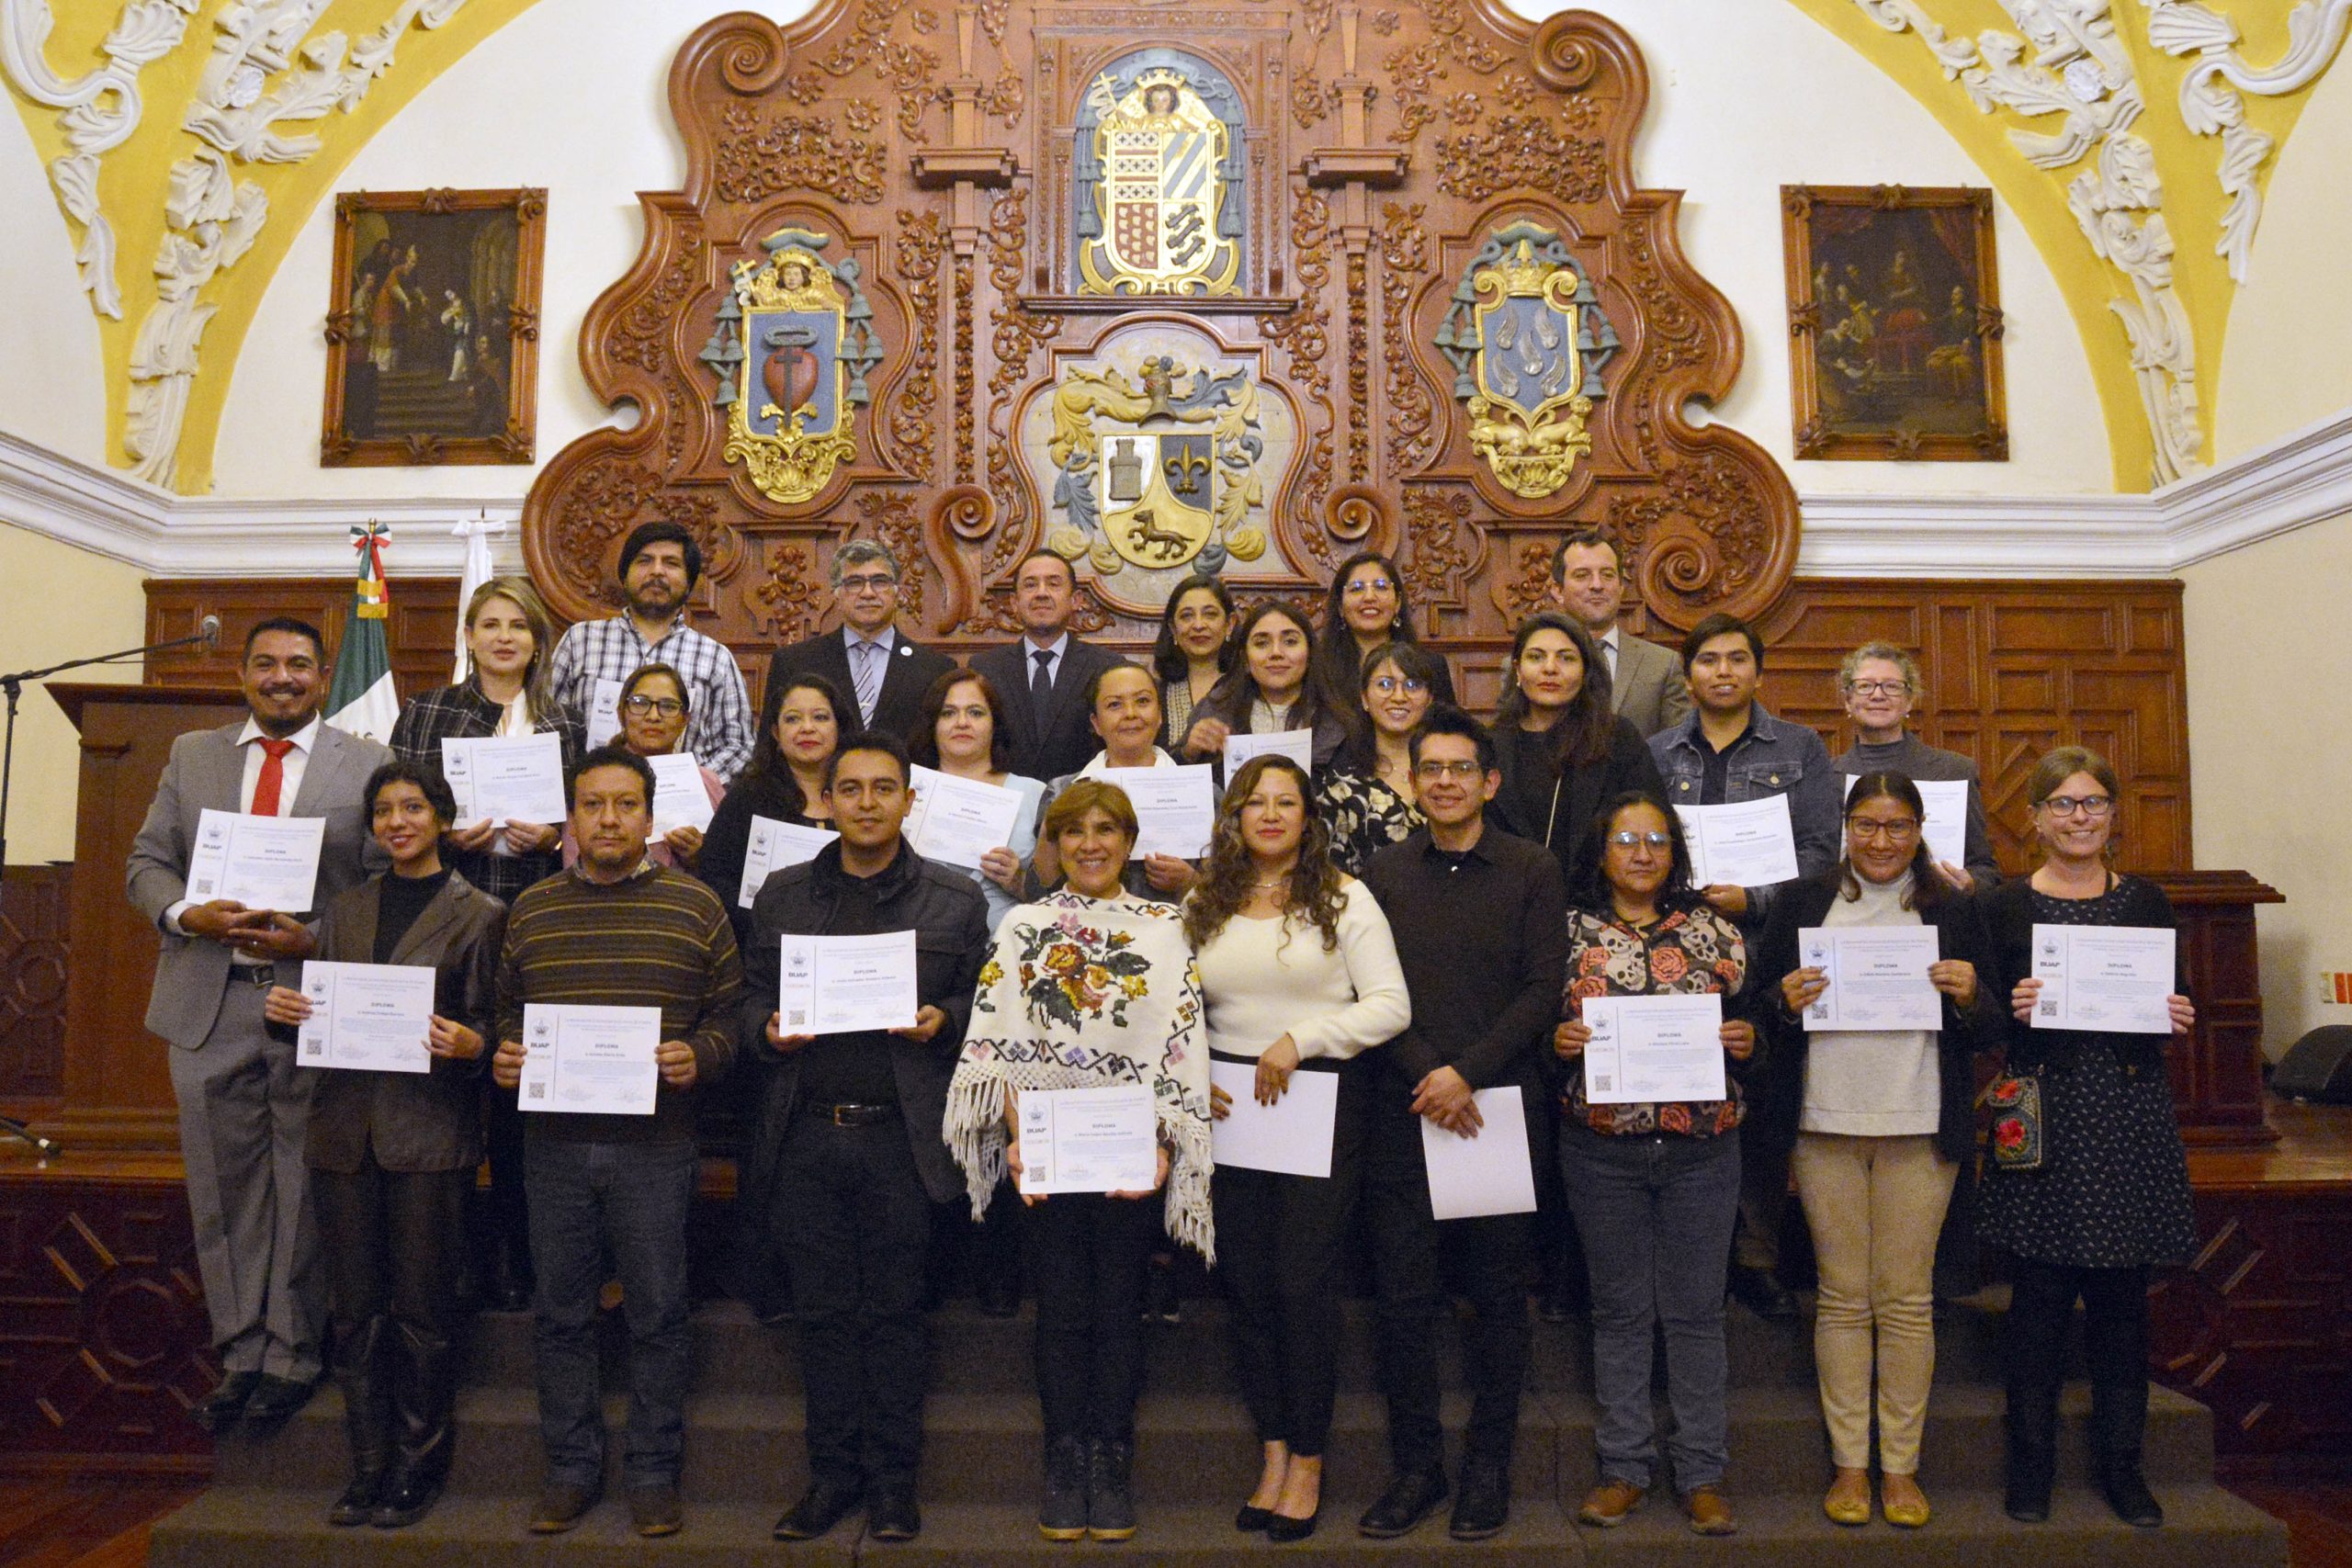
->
[943,889,1216,1260]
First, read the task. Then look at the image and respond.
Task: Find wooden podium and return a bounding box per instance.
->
[35,681,248,1151]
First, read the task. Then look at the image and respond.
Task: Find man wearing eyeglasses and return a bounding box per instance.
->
[1549,529,1692,737]
[1356,707,1568,1542]
[1831,641,2000,892]
[764,541,954,743]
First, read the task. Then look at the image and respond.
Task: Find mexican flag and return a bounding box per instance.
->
[325,521,399,743]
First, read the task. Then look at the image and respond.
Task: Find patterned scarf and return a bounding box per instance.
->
[944,888,1216,1260]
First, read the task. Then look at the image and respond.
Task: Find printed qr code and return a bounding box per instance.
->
[301,1041,322,1057]
[1591,1076,1612,1093]
[788,1010,808,1027]
[527,1082,547,1100]
[2038,1000,2057,1017]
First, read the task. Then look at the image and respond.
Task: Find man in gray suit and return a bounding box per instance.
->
[127,616,390,1433]
[1550,529,1693,737]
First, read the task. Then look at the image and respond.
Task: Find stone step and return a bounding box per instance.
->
[212,1381,2216,1505]
[457,1293,2016,1394]
[147,1482,2287,1567]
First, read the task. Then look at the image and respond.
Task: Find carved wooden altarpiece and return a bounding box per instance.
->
[521,1,1799,694]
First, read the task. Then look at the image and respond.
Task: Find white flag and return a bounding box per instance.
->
[451,513,504,684]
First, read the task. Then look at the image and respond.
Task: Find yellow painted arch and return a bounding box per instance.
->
[3,0,2338,493]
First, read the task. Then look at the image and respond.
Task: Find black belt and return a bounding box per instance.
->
[803,1101,899,1127]
[235,963,277,987]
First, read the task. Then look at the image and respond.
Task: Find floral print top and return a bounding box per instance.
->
[1316,768,1424,878]
[1560,903,1749,1138]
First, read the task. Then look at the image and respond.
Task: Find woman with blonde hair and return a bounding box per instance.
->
[1186,755,1409,1540]
[944,779,1214,1543]
[389,572,582,1312]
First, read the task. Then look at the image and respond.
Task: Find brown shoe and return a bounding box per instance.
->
[629,1483,683,1538]
[527,1481,602,1534]
[1681,1485,1736,1536]
[1577,1480,1646,1527]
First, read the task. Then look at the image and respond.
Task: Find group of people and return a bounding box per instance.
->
[126,518,2197,1545]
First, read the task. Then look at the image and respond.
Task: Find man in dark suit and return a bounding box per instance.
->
[125,616,391,1434]
[763,541,954,744]
[1550,529,1693,737]
[967,550,1129,783]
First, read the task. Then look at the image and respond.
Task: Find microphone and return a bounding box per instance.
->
[198,614,221,650]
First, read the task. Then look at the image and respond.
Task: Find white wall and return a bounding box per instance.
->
[0,522,148,863]
[0,106,110,468]
[2214,47,2352,465]
[208,0,2111,498]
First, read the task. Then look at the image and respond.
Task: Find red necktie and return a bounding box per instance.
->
[251,738,295,816]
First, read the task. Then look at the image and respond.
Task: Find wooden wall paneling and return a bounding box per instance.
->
[144,578,461,705]
[0,865,71,1109]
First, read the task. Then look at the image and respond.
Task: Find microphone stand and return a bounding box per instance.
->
[0,623,220,1157]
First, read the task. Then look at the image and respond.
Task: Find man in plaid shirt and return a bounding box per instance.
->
[547,521,755,783]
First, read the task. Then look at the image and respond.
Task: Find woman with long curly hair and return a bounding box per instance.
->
[1150,572,1236,752]
[1185,755,1410,1541]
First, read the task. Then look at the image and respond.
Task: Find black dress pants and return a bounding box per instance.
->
[1027,1191,1158,1443]
[1211,1055,1367,1458]
[1363,1092,1532,1474]
[313,1156,469,1482]
[774,1112,933,1491]
[2004,1255,2153,1469]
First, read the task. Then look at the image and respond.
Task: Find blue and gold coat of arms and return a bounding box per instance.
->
[702,229,883,505]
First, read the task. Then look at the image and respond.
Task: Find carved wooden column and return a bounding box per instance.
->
[2156,870,2285,1148]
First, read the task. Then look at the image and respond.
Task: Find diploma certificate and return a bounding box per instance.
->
[1208,1060,1340,1179]
[585,678,624,749]
[1580,993,1726,1103]
[648,753,717,834]
[1675,796,1800,888]
[1419,1088,1539,1220]
[1845,774,1969,870]
[906,765,1025,869]
[2030,923,2176,1034]
[187,808,327,912]
[1100,764,1214,859]
[1223,728,1315,777]
[738,815,839,909]
[1015,1084,1158,1195]
[296,961,436,1074]
[441,733,567,834]
[517,1003,662,1115]
[777,930,920,1035]
[1799,925,1943,1032]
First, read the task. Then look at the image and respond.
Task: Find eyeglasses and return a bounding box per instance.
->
[1343,577,1395,595]
[1847,818,1920,840]
[1607,831,1673,849]
[2039,795,2114,818]
[1413,759,1484,780]
[1845,680,1910,698]
[623,695,684,716]
[837,573,897,592]
[1371,675,1428,695]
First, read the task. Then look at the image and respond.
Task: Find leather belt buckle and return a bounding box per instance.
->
[243,964,277,987]
[815,1101,895,1127]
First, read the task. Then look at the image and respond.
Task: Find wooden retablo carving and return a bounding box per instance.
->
[521,1,1800,678]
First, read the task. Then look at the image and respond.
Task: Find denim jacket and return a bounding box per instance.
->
[1646,703,1841,928]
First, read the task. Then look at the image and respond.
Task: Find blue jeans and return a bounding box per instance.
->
[1558,1123,1741,1492]
[525,1135,699,1490]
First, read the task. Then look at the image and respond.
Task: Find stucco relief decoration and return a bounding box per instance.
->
[1438,221,1619,499]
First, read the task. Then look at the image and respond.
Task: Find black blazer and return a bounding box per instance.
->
[967,637,1132,784]
[1489,715,1665,878]
[1750,868,2002,1164]
[767,626,956,745]
[303,870,506,1174]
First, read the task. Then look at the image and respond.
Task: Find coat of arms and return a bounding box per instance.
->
[1438,221,1621,499]
[1075,61,1242,297]
[699,229,883,505]
[1046,355,1267,576]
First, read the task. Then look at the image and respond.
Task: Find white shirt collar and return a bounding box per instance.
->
[1079,745,1175,777]
[1024,631,1071,662]
[842,623,896,652]
[237,714,322,752]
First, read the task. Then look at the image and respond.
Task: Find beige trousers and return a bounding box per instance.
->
[1791,1132,1958,1474]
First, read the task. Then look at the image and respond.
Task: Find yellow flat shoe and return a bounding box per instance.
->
[1823,1469,1871,1527]
[1882,1473,1930,1529]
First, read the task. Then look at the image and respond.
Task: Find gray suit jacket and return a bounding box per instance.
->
[126,719,391,1048]
[1611,631,1694,739]
[304,870,506,1174]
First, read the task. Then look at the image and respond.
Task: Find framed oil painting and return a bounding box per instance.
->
[1782,185,2007,462]
[322,187,546,467]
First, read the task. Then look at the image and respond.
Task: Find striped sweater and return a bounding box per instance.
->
[494,862,743,1144]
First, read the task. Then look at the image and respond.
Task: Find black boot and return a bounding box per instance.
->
[1087,1437,1136,1541]
[1038,1436,1089,1541]
[372,1318,456,1529]
[326,1316,391,1528]
[2003,1376,2057,1522]
[2093,1369,2162,1527]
